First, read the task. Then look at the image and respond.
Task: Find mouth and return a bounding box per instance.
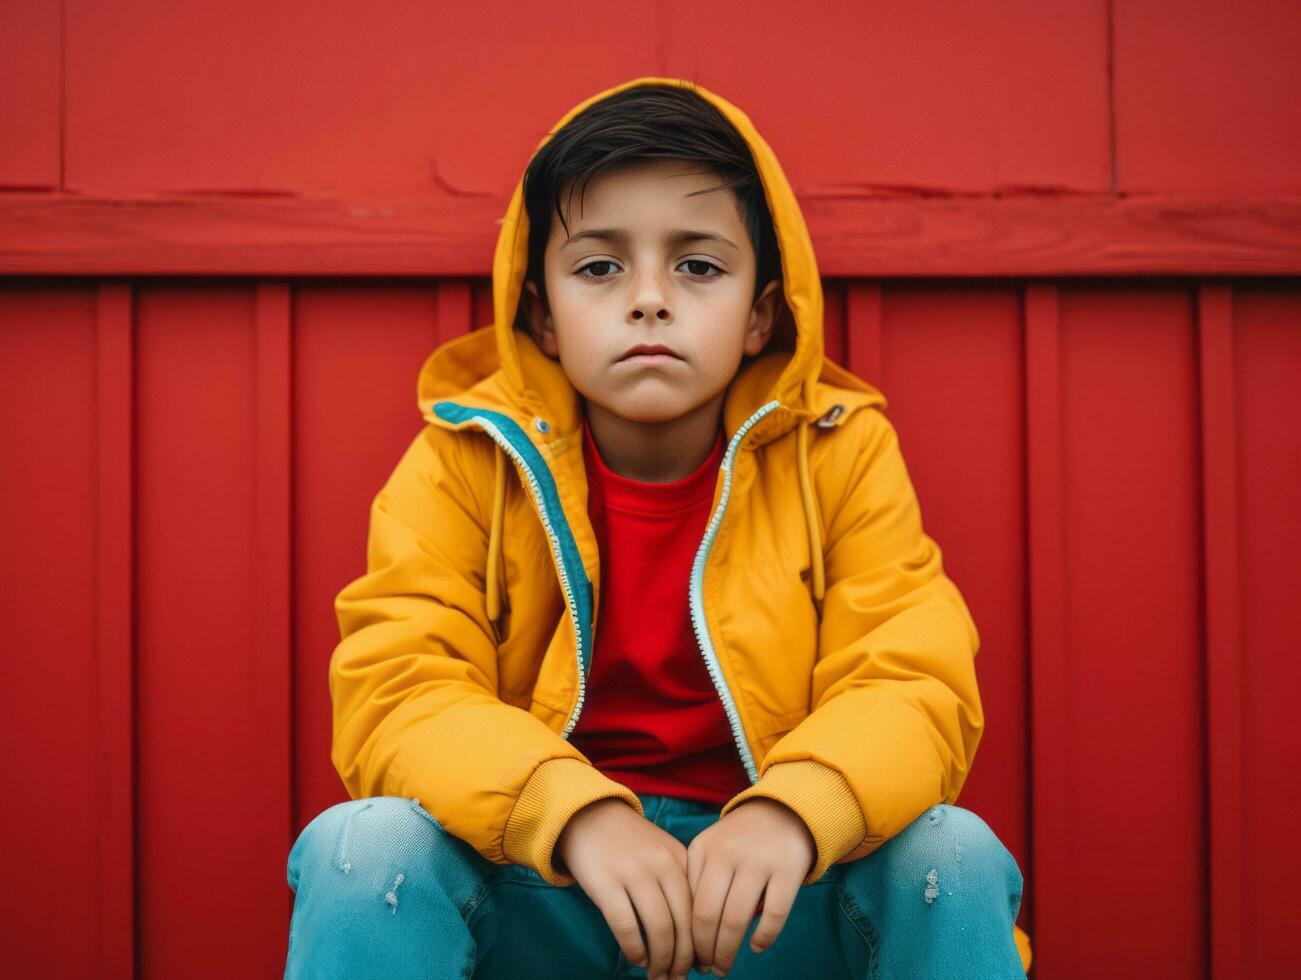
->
[619,345,682,362]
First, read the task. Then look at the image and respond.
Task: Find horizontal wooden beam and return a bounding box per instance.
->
[2,192,1300,277]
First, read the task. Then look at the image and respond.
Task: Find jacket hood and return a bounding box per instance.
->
[416,74,885,439]
[413,76,887,623]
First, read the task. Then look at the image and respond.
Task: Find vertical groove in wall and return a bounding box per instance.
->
[254,284,295,845]
[1105,0,1118,196]
[58,0,66,191]
[844,282,884,390]
[94,282,136,978]
[1024,284,1067,971]
[1196,283,1244,978]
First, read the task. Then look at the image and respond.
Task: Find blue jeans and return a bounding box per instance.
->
[285,793,1025,978]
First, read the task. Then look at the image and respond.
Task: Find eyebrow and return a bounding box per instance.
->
[560,228,740,252]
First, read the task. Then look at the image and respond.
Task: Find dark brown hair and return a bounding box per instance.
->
[519,82,781,314]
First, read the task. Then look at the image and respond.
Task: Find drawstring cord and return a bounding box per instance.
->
[485,443,506,624]
[798,376,827,608]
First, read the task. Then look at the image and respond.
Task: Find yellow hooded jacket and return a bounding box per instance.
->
[330,76,1031,971]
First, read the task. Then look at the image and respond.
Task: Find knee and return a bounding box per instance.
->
[288,796,441,890]
[860,804,1022,893]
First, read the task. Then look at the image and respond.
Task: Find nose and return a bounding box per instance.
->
[627,269,671,323]
[631,306,670,321]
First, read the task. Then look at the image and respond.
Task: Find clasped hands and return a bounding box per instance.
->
[554,796,816,980]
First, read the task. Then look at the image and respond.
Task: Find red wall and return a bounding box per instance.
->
[2,2,1300,978]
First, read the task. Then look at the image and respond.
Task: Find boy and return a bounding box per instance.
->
[286,77,1031,979]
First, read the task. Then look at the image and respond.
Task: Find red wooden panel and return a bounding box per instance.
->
[291,283,456,834]
[472,276,495,334]
[1198,284,1244,977]
[875,284,1032,934]
[661,0,1109,195]
[1025,285,1068,977]
[64,0,659,196]
[6,194,1301,278]
[822,282,846,369]
[1234,287,1301,974]
[435,280,474,351]
[0,0,62,188]
[254,282,295,902]
[1045,286,1206,976]
[1114,0,1301,194]
[0,285,103,977]
[95,284,138,978]
[844,283,883,386]
[134,285,288,976]
[62,1,1109,198]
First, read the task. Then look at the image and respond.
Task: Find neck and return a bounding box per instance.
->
[583,394,724,482]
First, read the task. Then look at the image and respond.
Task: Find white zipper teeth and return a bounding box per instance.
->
[468,417,587,738]
[457,400,783,769]
[689,400,782,784]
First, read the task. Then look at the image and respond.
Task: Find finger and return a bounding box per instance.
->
[627,872,675,980]
[591,883,649,969]
[657,857,696,979]
[711,870,767,975]
[687,837,704,896]
[690,859,734,971]
[748,869,801,955]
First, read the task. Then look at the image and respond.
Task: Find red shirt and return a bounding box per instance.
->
[568,416,752,806]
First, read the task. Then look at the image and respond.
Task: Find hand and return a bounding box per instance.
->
[686,798,816,976]
[555,798,697,980]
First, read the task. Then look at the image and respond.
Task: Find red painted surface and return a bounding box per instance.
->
[4,278,1300,980]
[3,3,1301,978]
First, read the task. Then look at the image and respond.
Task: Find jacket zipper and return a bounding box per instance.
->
[687,400,781,784]
[432,398,782,785]
[430,403,593,737]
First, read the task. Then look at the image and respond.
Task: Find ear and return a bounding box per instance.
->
[743,279,783,357]
[520,279,559,358]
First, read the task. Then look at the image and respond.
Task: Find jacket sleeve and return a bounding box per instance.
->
[329,424,644,887]
[718,407,984,886]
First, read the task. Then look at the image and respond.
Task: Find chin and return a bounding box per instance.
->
[595,397,695,426]
[614,407,688,426]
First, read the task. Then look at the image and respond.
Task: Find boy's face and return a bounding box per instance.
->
[521,160,782,428]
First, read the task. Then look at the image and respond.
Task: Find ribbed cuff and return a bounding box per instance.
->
[501,757,644,887]
[719,760,868,885]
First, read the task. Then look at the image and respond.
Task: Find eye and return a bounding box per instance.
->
[576,260,620,280]
[680,259,724,278]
